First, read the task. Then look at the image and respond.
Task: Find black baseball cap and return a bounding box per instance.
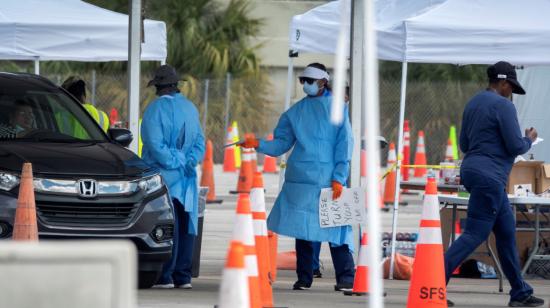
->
[487,61,526,95]
[147,65,181,87]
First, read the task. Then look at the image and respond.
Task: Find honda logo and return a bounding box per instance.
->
[77,180,97,198]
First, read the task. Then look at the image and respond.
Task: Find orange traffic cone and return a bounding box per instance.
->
[383,142,399,206]
[268,231,279,281]
[263,134,277,173]
[231,148,253,194]
[224,127,237,172]
[218,241,250,308]
[402,120,411,181]
[406,176,447,308]
[232,194,262,308]
[200,140,222,204]
[444,138,454,162]
[344,232,369,296]
[452,219,462,276]
[413,130,427,178]
[246,133,258,173]
[360,149,367,186]
[250,172,274,307]
[12,163,38,241]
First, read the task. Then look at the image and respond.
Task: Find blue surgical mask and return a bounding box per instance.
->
[303,82,320,96]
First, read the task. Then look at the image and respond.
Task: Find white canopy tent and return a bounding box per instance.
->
[288,0,550,278]
[0,0,167,153]
[0,0,167,63]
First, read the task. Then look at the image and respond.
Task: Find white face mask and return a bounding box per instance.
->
[303,81,321,96]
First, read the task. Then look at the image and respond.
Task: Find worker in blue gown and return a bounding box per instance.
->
[141,65,205,289]
[444,61,543,307]
[241,63,355,291]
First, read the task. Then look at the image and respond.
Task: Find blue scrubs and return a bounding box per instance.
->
[141,92,205,285]
[445,90,533,301]
[257,91,355,286]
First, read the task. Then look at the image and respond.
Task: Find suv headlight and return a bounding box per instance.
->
[138,175,163,194]
[0,173,19,191]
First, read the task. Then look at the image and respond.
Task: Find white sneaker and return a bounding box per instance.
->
[176,283,192,289]
[152,283,174,289]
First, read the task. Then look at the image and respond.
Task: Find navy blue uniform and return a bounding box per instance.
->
[445,90,533,301]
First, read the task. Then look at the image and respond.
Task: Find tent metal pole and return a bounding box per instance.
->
[349,0,363,189]
[34,58,40,75]
[389,61,408,280]
[364,0,383,305]
[127,0,141,154]
[279,53,296,192]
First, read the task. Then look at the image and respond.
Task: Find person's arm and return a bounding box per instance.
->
[257,112,296,157]
[459,111,469,153]
[141,102,185,169]
[188,119,206,165]
[332,106,354,185]
[496,101,532,156]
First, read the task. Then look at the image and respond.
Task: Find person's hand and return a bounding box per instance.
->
[332,180,343,200]
[240,136,259,149]
[525,127,538,142]
[184,159,197,177]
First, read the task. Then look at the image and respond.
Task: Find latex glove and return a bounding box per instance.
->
[240,136,259,149]
[184,159,197,177]
[332,180,343,200]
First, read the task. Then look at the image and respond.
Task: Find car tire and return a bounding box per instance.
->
[138,270,162,289]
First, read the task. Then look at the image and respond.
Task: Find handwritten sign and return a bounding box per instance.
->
[319,187,366,228]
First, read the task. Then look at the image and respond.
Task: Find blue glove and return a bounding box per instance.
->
[184,159,197,177]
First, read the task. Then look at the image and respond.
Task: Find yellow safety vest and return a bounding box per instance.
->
[138,118,143,157]
[98,110,110,132]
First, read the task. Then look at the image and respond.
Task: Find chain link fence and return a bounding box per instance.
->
[43,70,485,165]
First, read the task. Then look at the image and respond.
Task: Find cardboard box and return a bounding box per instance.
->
[507,161,543,194]
[536,164,550,194]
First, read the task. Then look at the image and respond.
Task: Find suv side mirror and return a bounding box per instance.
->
[109,128,133,147]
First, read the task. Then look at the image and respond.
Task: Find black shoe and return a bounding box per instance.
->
[508,295,545,307]
[292,281,311,290]
[447,299,455,307]
[313,269,323,278]
[334,282,353,292]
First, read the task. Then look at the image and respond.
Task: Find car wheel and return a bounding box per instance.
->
[138,270,162,289]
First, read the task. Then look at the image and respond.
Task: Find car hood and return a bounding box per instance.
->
[0,141,155,178]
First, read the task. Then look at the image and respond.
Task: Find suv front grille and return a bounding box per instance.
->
[36,201,139,227]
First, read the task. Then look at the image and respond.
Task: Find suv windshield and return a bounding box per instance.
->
[0,75,107,142]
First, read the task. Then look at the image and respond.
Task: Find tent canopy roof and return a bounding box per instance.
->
[290,0,550,65]
[0,0,167,62]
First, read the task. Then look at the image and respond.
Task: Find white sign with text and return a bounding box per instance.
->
[319,187,366,228]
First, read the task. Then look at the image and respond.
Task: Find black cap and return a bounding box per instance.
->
[487,61,526,95]
[147,65,181,87]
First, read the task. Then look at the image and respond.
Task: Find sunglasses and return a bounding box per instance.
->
[299,77,317,85]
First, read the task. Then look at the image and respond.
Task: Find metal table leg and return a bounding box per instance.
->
[486,240,504,293]
[521,204,541,276]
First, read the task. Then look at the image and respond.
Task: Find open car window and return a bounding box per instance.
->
[0,86,107,142]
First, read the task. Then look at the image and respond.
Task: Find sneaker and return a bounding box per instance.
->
[152,283,174,289]
[447,299,455,307]
[176,283,192,289]
[508,295,545,307]
[292,281,311,290]
[313,269,323,278]
[334,282,353,292]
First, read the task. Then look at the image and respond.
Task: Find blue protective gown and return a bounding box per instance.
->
[141,92,205,235]
[258,94,354,248]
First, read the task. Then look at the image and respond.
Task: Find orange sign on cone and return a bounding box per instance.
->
[406,176,447,308]
[246,133,258,173]
[224,127,237,172]
[344,232,369,296]
[12,163,38,241]
[232,194,262,308]
[452,220,462,276]
[200,140,222,204]
[413,130,427,178]
[250,172,274,307]
[444,138,454,162]
[218,241,250,308]
[263,134,278,173]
